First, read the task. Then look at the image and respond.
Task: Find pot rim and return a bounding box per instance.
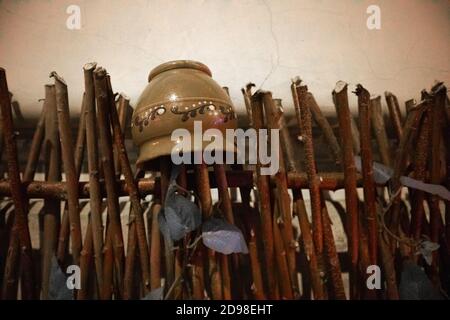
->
[148,60,212,82]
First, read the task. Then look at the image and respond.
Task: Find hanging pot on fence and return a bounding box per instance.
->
[131,60,237,168]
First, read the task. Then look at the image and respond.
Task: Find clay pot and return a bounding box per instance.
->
[131,60,237,167]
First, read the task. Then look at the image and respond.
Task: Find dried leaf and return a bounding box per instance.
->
[167,189,201,241]
[400,176,450,201]
[416,240,440,266]
[48,256,73,300]
[158,165,202,241]
[354,156,393,184]
[399,261,443,300]
[142,286,164,300]
[353,156,450,200]
[202,218,249,255]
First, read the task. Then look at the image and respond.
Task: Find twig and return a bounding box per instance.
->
[321,197,346,299]
[56,94,86,264]
[50,71,83,267]
[0,68,35,299]
[409,113,430,240]
[349,114,361,155]
[113,94,130,178]
[385,91,403,143]
[150,202,162,290]
[274,92,324,292]
[272,193,293,299]
[75,94,90,300]
[103,219,114,299]
[195,162,223,299]
[377,200,400,300]
[174,166,189,299]
[106,74,150,295]
[378,232,399,300]
[159,157,175,293]
[357,209,376,299]
[41,84,62,299]
[378,187,414,247]
[93,67,125,297]
[370,95,392,166]
[249,92,277,299]
[23,108,45,181]
[123,201,137,299]
[164,234,203,300]
[290,77,303,134]
[428,84,446,283]
[295,84,340,299]
[241,83,255,126]
[0,171,368,199]
[306,90,342,164]
[295,84,324,256]
[292,189,324,300]
[83,62,105,298]
[273,99,299,172]
[332,81,359,299]
[74,94,87,178]
[78,211,94,300]
[262,92,297,296]
[405,99,416,115]
[355,84,378,265]
[245,215,266,300]
[388,99,427,235]
[3,100,46,299]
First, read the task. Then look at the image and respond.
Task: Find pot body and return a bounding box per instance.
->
[131,60,237,166]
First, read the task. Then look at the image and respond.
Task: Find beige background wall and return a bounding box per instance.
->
[0,0,449,118]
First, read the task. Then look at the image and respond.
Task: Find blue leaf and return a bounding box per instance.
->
[158,183,202,241]
[202,218,248,255]
[48,256,73,300]
[142,287,164,300]
[158,165,202,241]
[354,156,393,184]
[399,261,443,300]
